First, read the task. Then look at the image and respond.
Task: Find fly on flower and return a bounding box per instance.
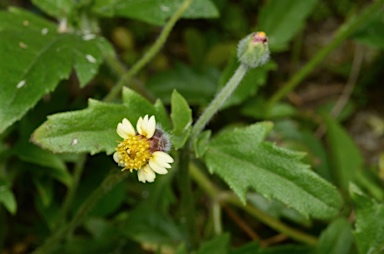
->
[113,115,173,183]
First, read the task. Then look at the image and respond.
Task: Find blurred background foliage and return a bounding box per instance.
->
[0,0,384,253]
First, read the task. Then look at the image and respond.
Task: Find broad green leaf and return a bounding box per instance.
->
[324,115,363,191]
[196,234,229,254]
[32,0,73,18]
[204,122,342,219]
[350,185,384,254]
[0,181,17,215]
[0,8,110,133]
[146,63,219,105]
[92,0,219,26]
[316,218,354,254]
[32,88,169,155]
[258,0,318,51]
[171,90,192,149]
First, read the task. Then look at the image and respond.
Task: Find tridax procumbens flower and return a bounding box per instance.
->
[113,115,173,183]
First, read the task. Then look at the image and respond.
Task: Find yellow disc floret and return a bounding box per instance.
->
[116,135,151,171]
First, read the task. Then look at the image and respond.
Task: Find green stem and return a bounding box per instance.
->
[189,166,318,246]
[266,0,384,109]
[189,63,249,144]
[54,154,86,228]
[33,171,129,254]
[178,149,198,249]
[104,0,192,102]
[225,194,318,246]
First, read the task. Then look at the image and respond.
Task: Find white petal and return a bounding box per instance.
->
[117,118,135,139]
[113,152,120,163]
[152,151,174,163]
[146,115,156,138]
[148,159,168,175]
[136,115,156,138]
[137,165,156,183]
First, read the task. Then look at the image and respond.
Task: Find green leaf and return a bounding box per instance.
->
[32,0,73,18]
[247,193,311,227]
[0,8,109,133]
[241,98,297,120]
[196,234,230,254]
[351,185,384,254]
[122,204,184,246]
[171,90,192,149]
[324,115,363,191]
[204,122,342,219]
[0,181,17,215]
[13,141,71,186]
[194,130,211,158]
[32,88,169,155]
[147,63,219,105]
[316,218,354,254]
[33,176,54,207]
[184,28,206,67]
[258,0,318,51]
[92,0,219,26]
[230,241,259,254]
[352,12,384,49]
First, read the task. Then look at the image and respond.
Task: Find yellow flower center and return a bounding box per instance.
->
[116,135,151,171]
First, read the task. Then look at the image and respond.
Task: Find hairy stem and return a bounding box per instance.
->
[266,0,384,109]
[189,63,249,145]
[104,0,192,102]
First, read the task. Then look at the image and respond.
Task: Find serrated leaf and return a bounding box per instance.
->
[0,182,17,215]
[324,115,363,191]
[32,88,169,155]
[147,63,219,105]
[316,218,354,254]
[196,234,229,254]
[350,185,384,254]
[0,8,109,133]
[204,122,342,219]
[32,0,73,18]
[171,90,192,149]
[92,0,219,26]
[258,0,318,51]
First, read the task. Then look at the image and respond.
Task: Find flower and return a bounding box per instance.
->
[237,31,270,68]
[113,115,173,183]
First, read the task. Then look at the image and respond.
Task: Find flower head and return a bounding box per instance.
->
[113,115,173,183]
[237,31,270,68]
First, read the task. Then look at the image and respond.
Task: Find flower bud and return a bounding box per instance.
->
[237,32,270,68]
